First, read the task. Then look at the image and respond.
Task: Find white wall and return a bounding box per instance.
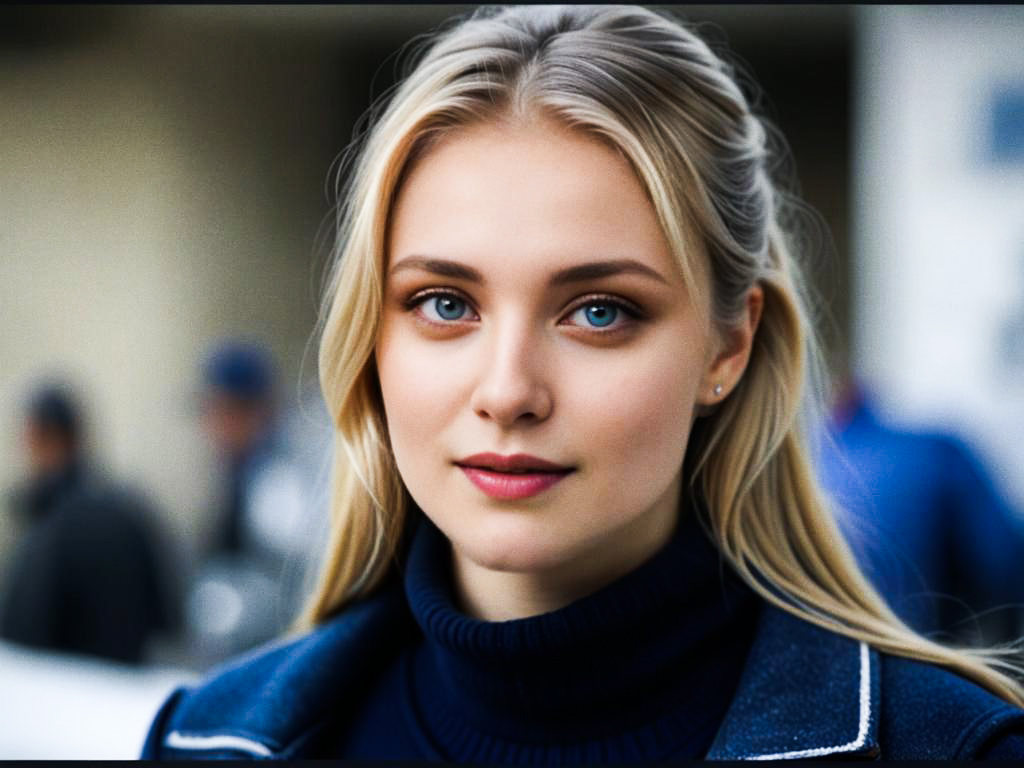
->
[854,5,1024,507]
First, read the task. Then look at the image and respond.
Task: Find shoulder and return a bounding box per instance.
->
[141,583,412,759]
[878,652,1024,759]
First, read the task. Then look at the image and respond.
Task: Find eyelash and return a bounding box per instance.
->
[402,288,644,334]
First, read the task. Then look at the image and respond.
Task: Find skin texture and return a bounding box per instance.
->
[24,422,74,477]
[201,393,271,461]
[376,118,761,621]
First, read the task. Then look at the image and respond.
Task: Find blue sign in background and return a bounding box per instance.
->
[990,84,1024,164]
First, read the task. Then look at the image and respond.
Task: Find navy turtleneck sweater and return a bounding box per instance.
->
[333,506,760,762]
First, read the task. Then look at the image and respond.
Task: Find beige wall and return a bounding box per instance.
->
[0,9,345,565]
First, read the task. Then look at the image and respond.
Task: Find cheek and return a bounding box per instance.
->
[375,326,466,477]
[568,339,701,479]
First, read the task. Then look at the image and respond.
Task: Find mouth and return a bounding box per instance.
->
[454,453,575,500]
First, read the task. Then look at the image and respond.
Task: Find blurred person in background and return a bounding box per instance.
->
[819,375,1024,645]
[0,381,177,664]
[186,339,322,666]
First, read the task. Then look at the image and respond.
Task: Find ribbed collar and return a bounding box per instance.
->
[401,503,760,762]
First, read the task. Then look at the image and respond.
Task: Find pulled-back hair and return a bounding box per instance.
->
[303,5,1024,706]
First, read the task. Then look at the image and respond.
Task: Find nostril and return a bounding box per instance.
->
[475,407,539,424]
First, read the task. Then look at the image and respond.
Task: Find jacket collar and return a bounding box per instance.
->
[159,582,414,759]
[706,604,880,760]
[161,587,880,760]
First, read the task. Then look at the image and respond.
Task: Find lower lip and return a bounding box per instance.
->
[458,466,572,500]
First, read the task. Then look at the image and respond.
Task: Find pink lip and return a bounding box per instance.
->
[455,453,575,500]
[458,466,572,500]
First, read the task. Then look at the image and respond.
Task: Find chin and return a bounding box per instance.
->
[447,514,582,574]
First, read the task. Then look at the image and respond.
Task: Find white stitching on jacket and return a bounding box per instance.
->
[165,730,274,757]
[747,642,872,760]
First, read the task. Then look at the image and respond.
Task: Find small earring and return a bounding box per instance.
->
[713,384,723,396]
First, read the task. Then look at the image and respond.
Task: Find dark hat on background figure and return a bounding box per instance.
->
[202,340,276,402]
[26,382,82,441]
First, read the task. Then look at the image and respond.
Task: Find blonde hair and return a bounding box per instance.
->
[302,5,1024,705]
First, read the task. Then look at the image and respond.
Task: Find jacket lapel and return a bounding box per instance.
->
[706,604,880,760]
[159,581,412,758]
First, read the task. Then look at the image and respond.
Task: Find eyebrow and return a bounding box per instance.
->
[388,256,670,286]
[389,257,484,283]
[551,259,669,287]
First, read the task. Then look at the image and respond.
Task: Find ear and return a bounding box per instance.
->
[697,284,764,406]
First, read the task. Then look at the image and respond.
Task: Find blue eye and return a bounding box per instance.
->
[421,294,469,322]
[584,304,617,327]
[569,301,622,329]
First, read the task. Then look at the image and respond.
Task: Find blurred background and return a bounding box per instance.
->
[1,4,1023,758]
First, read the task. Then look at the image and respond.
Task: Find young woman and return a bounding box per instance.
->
[143,6,1024,760]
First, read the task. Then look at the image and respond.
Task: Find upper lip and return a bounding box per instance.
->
[455,452,574,473]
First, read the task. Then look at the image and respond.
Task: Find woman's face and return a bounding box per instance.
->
[376,119,731,615]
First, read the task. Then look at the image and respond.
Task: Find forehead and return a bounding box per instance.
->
[387,120,683,284]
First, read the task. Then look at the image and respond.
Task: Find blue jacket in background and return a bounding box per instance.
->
[141,580,1024,760]
[818,391,1024,638]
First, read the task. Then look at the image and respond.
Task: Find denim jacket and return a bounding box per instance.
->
[141,583,1024,760]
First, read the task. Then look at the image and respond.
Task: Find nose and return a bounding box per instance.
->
[468,320,553,427]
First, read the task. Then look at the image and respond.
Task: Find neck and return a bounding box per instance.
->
[449,477,682,621]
